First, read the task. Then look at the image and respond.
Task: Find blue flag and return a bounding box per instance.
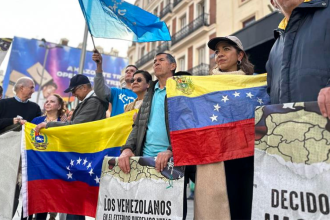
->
[78,0,171,42]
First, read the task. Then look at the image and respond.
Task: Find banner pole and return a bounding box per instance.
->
[36,44,49,104]
[73,23,89,108]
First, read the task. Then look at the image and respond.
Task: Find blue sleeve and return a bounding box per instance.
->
[110,88,119,103]
[31,117,40,125]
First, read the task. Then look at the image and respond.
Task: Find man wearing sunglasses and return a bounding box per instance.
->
[34,74,108,133]
[92,51,137,117]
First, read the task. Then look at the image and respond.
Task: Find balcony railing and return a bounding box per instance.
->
[160,4,172,19]
[172,13,209,46]
[157,42,170,53]
[135,42,170,67]
[173,0,182,8]
[188,63,210,76]
[136,50,157,68]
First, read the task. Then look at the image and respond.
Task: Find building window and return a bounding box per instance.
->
[140,46,146,58]
[153,7,158,16]
[151,42,156,51]
[180,15,187,28]
[178,56,186,71]
[197,1,205,17]
[197,46,205,65]
[242,16,256,28]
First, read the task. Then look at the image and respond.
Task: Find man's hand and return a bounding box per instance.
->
[318,87,330,118]
[13,117,21,125]
[34,122,47,133]
[118,149,135,174]
[133,112,137,121]
[92,50,103,73]
[155,150,173,172]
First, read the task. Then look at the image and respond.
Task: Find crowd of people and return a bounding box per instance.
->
[1,0,330,219]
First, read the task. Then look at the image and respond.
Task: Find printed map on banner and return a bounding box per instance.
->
[252,102,330,220]
[96,157,184,220]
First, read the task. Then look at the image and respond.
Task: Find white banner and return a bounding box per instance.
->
[96,157,185,220]
[0,131,21,220]
[252,102,330,220]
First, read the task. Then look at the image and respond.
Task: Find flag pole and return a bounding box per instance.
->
[73,22,89,108]
[78,22,88,75]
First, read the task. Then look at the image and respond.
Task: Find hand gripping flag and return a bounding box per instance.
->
[21,111,136,217]
[167,74,270,166]
[78,0,171,42]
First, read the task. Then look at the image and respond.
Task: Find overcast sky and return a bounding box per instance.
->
[0,0,136,56]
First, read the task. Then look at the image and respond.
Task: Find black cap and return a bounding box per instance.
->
[64,74,90,93]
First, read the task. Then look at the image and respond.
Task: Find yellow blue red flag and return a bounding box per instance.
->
[167,74,270,166]
[21,111,135,217]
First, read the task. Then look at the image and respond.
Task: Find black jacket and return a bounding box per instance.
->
[121,81,172,156]
[266,0,330,104]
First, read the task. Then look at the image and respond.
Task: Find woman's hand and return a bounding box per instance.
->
[35,122,47,133]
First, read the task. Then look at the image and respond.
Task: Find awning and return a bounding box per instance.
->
[233,12,284,73]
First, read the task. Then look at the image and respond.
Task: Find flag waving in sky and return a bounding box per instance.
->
[167,74,270,166]
[78,0,171,42]
[21,111,135,217]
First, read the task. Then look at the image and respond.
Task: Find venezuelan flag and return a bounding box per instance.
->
[167,74,270,166]
[21,111,135,217]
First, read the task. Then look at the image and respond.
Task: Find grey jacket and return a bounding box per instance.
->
[121,81,172,156]
[47,92,107,128]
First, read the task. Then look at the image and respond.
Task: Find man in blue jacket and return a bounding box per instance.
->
[267,0,330,117]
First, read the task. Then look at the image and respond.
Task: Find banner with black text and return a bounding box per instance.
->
[96,157,184,220]
[252,102,330,220]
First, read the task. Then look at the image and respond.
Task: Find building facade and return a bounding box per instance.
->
[127,0,279,77]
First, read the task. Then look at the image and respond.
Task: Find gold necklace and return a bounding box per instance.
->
[44,116,57,122]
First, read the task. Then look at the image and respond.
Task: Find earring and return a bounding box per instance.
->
[237,60,242,66]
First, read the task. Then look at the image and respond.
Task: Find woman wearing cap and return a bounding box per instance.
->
[124,70,152,112]
[209,35,254,75]
[194,36,254,220]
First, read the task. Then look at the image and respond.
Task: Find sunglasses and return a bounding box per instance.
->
[130,77,143,84]
[71,85,83,93]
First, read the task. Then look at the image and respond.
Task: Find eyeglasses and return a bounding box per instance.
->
[130,77,143,84]
[71,85,83,93]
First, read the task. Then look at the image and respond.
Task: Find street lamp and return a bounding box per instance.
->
[36,39,63,104]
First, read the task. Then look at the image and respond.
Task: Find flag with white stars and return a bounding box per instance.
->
[167,74,270,166]
[21,111,136,218]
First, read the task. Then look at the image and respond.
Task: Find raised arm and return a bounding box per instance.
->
[92,51,112,103]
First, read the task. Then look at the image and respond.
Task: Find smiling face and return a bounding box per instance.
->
[21,80,35,100]
[44,95,61,115]
[131,73,150,95]
[214,41,244,72]
[71,84,88,101]
[42,84,56,99]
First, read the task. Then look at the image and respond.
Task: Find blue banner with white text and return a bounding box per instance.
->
[3,37,127,106]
